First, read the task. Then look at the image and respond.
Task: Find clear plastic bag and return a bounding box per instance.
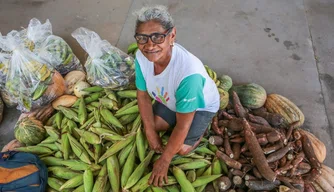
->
[72,27,135,89]
[0,30,66,112]
[0,51,11,89]
[21,18,83,75]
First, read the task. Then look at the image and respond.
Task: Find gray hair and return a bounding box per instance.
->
[133,5,174,31]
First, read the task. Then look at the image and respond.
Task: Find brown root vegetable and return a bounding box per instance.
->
[293,130,301,140]
[295,140,302,151]
[240,143,248,153]
[230,137,244,143]
[244,174,256,181]
[221,110,234,120]
[285,121,300,144]
[230,169,244,177]
[279,156,287,167]
[276,161,293,175]
[224,129,234,158]
[252,167,262,179]
[212,116,224,135]
[267,143,293,163]
[266,131,282,143]
[290,152,305,175]
[232,175,243,185]
[321,165,334,187]
[321,165,334,177]
[252,107,284,126]
[263,142,284,155]
[232,143,241,160]
[243,118,276,181]
[303,168,321,183]
[242,164,252,174]
[300,129,326,163]
[304,183,316,192]
[292,167,311,176]
[248,114,270,126]
[217,176,232,191]
[216,150,242,170]
[232,91,248,118]
[302,135,322,170]
[256,133,268,145]
[312,182,324,192]
[316,176,334,192]
[209,135,224,146]
[245,180,281,191]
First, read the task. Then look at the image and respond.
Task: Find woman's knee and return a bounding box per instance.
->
[154,115,170,131]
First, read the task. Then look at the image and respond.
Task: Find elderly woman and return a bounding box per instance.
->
[133,5,220,186]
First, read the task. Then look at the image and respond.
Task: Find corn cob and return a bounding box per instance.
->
[94,144,102,164]
[37,143,59,151]
[105,89,118,101]
[195,167,207,177]
[151,186,168,192]
[74,128,100,145]
[41,136,58,144]
[61,127,71,160]
[73,184,85,192]
[59,174,84,190]
[211,157,222,191]
[117,90,137,98]
[130,172,152,192]
[186,170,197,182]
[172,166,195,192]
[121,143,136,188]
[119,113,138,125]
[68,133,92,164]
[79,116,95,129]
[92,164,108,192]
[84,169,94,192]
[164,185,180,192]
[118,141,135,167]
[54,151,63,158]
[132,114,142,132]
[99,132,136,162]
[191,174,222,188]
[100,107,124,129]
[177,159,211,170]
[58,106,80,122]
[115,105,139,117]
[170,157,193,165]
[48,166,82,180]
[78,97,87,125]
[60,160,98,172]
[124,150,155,189]
[136,128,147,162]
[41,157,64,166]
[89,127,125,142]
[15,146,53,155]
[194,166,212,192]
[47,177,66,191]
[55,112,63,129]
[79,138,95,160]
[107,155,120,192]
[117,99,137,114]
[99,97,118,110]
[44,126,60,139]
[82,86,104,93]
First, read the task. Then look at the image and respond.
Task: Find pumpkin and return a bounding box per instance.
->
[64,70,86,94]
[219,89,229,109]
[30,71,66,111]
[218,75,233,91]
[264,94,304,127]
[299,129,326,163]
[74,81,91,97]
[52,95,78,109]
[14,116,46,146]
[229,83,267,109]
[0,96,3,123]
[1,139,24,152]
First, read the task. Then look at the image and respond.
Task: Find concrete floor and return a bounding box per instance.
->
[0,0,333,167]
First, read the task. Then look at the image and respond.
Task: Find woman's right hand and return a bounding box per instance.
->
[145,128,164,153]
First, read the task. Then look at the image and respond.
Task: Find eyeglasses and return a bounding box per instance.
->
[134,27,173,45]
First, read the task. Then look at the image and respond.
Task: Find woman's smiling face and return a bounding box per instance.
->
[135,20,175,63]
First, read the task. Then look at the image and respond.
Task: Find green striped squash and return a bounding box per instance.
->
[14,116,46,146]
[229,83,267,109]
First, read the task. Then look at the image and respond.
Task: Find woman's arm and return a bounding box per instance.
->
[137,90,163,152]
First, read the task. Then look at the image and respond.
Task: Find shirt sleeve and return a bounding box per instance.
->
[135,59,147,91]
[175,74,206,113]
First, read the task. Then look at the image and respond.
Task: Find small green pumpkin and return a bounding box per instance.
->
[14,116,46,146]
[229,83,267,109]
[218,75,233,92]
[218,88,229,109]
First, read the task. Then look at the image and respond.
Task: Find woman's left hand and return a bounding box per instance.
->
[148,157,170,187]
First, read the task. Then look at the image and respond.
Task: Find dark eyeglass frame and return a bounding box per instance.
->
[134,27,173,45]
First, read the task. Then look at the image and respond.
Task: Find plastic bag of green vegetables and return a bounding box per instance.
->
[72,27,135,89]
[0,51,11,89]
[20,18,82,75]
[0,30,66,112]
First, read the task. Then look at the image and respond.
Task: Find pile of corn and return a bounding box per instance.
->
[15,87,225,192]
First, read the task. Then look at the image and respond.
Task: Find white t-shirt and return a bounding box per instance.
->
[135,43,219,113]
